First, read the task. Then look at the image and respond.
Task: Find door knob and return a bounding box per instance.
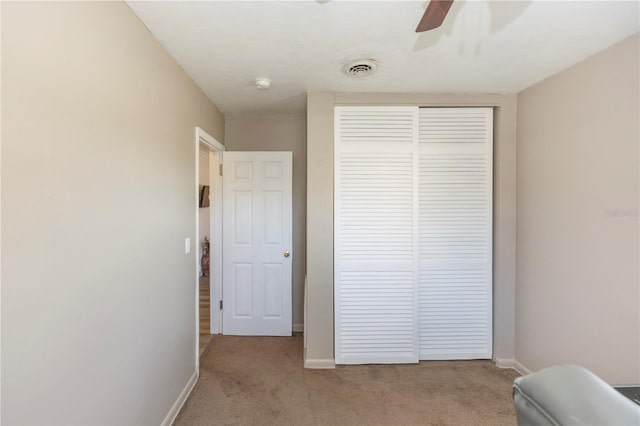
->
[284,251,290,258]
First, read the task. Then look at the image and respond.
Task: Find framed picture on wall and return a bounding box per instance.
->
[199,185,210,208]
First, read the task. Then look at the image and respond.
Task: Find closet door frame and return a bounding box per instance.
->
[333,105,494,364]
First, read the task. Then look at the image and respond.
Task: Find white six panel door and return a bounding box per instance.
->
[222,152,293,336]
[418,108,493,360]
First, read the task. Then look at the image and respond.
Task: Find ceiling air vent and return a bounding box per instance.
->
[343,59,379,78]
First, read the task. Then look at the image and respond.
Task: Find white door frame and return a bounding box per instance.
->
[195,127,224,370]
[208,152,223,335]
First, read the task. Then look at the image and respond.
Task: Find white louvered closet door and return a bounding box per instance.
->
[418,108,493,360]
[334,106,420,364]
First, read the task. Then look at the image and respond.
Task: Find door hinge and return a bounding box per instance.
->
[219,163,223,176]
[219,300,223,310]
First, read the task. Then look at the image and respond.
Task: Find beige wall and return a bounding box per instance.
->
[1,2,224,424]
[225,114,307,329]
[306,94,336,365]
[306,93,517,366]
[515,33,640,383]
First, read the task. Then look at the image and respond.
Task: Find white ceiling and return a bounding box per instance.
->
[127,1,639,116]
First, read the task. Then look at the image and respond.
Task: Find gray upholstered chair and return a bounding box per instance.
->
[512,364,640,426]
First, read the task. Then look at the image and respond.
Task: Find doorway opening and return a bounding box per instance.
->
[195,127,224,368]
[194,127,295,368]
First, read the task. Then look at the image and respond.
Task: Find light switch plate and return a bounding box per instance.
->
[185,237,191,254]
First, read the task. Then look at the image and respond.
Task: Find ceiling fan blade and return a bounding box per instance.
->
[416,0,454,32]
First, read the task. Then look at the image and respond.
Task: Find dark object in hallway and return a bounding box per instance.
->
[201,237,210,277]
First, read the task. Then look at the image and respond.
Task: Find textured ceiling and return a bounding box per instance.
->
[127,1,639,116]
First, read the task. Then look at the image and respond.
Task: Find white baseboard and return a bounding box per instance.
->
[292,323,304,333]
[162,370,198,426]
[494,357,532,376]
[494,357,515,369]
[514,360,532,376]
[304,358,336,369]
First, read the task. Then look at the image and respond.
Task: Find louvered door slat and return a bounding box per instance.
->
[335,106,419,365]
[418,107,493,360]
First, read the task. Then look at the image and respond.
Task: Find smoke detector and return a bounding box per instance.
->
[343,59,379,78]
[255,78,271,90]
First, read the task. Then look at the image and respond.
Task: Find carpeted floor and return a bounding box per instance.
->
[176,334,520,426]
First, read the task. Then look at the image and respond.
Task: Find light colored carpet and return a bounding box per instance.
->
[176,334,520,426]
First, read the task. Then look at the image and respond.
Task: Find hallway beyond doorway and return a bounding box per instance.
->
[199,276,213,357]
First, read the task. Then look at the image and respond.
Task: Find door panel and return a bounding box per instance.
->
[223,151,293,336]
[418,107,493,360]
[233,191,253,245]
[263,264,283,317]
[334,106,420,364]
[233,263,253,318]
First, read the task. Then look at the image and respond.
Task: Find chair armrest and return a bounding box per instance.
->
[512,365,640,426]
